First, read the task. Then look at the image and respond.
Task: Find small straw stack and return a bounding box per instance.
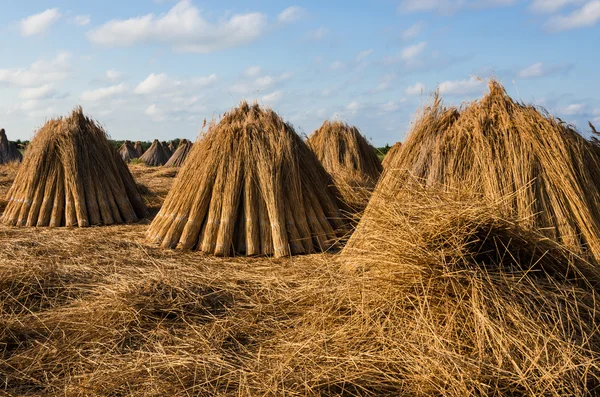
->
[134,141,144,157]
[164,139,193,167]
[2,107,147,227]
[381,142,401,168]
[118,140,139,163]
[168,141,176,153]
[147,102,347,258]
[308,121,382,211]
[139,139,171,166]
[0,129,22,164]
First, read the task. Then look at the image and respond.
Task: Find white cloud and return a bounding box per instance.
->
[73,15,91,26]
[21,8,61,36]
[307,27,328,41]
[145,104,165,121]
[261,90,283,105]
[356,49,374,62]
[347,101,362,113]
[398,0,516,14]
[530,0,584,13]
[106,69,122,82]
[547,1,600,31]
[231,72,292,93]
[330,61,345,71]
[81,84,127,101]
[401,41,427,61]
[438,76,484,95]
[277,6,305,24]
[88,0,268,53]
[380,101,401,112]
[405,82,425,95]
[135,73,169,94]
[245,66,262,77]
[188,74,218,86]
[517,62,545,78]
[0,52,71,86]
[401,22,424,40]
[371,74,396,93]
[19,84,56,100]
[560,103,586,115]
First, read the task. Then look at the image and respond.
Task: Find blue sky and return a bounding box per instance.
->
[0,0,599,146]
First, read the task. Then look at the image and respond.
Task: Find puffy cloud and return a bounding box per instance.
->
[306,27,328,41]
[0,52,71,86]
[19,84,57,100]
[517,62,572,78]
[356,49,374,62]
[277,6,305,24]
[547,1,600,31]
[401,22,424,40]
[135,73,169,94]
[21,8,61,36]
[73,15,91,26]
[401,41,427,61]
[405,82,425,95]
[106,69,122,82]
[560,103,586,115]
[230,71,291,94]
[244,66,262,77]
[261,90,283,105]
[530,0,585,13]
[398,0,516,14]
[81,84,127,101]
[438,76,484,95]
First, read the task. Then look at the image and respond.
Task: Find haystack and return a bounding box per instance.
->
[0,129,22,164]
[118,140,139,163]
[346,80,600,260]
[2,107,147,227]
[381,141,401,168]
[139,139,171,166]
[134,141,144,157]
[164,139,192,167]
[147,102,346,257]
[308,121,382,211]
[168,141,176,153]
[162,141,173,156]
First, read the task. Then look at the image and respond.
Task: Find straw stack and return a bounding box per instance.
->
[168,141,176,153]
[162,141,173,156]
[382,142,401,168]
[308,121,382,211]
[0,129,22,164]
[139,139,171,166]
[2,107,147,227]
[134,141,144,157]
[118,140,139,163]
[147,102,347,258]
[345,81,600,260]
[164,139,192,167]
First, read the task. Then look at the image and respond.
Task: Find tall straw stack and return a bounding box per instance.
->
[147,102,347,258]
[0,129,22,164]
[134,141,144,157]
[308,121,382,211]
[164,139,192,167]
[139,139,171,166]
[2,107,147,227]
[381,141,401,168]
[168,141,176,153]
[345,80,600,260]
[162,141,173,156]
[118,140,139,163]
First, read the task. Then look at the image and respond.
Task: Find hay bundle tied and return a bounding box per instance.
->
[147,102,347,258]
[134,141,144,157]
[139,139,171,166]
[168,141,176,153]
[382,141,401,168]
[118,140,139,163]
[2,107,147,227]
[162,141,173,156]
[164,138,192,167]
[0,129,23,164]
[308,121,382,211]
[347,80,600,260]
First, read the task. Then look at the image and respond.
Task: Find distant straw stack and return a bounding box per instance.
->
[0,129,22,164]
[118,140,139,163]
[134,141,144,157]
[162,141,173,156]
[2,107,147,227]
[139,139,171,166]
[346,80,600,260]
[164,139,192,167]
[382,142,401,168]
[147,102,347,257]
[308,121,382,211]
[168,141,176,153]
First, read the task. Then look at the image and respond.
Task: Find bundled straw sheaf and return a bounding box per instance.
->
[147,102,347,257]
[348,80,600,260]
[168,141,175,153]
[1,107,147,227]
[118,140,139,163]
[381,141,401,168]
[308,121,382,211]
[164,139,193,167]
[0,129,22,164]
[139,139,171,166]
[134,141,144,157]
